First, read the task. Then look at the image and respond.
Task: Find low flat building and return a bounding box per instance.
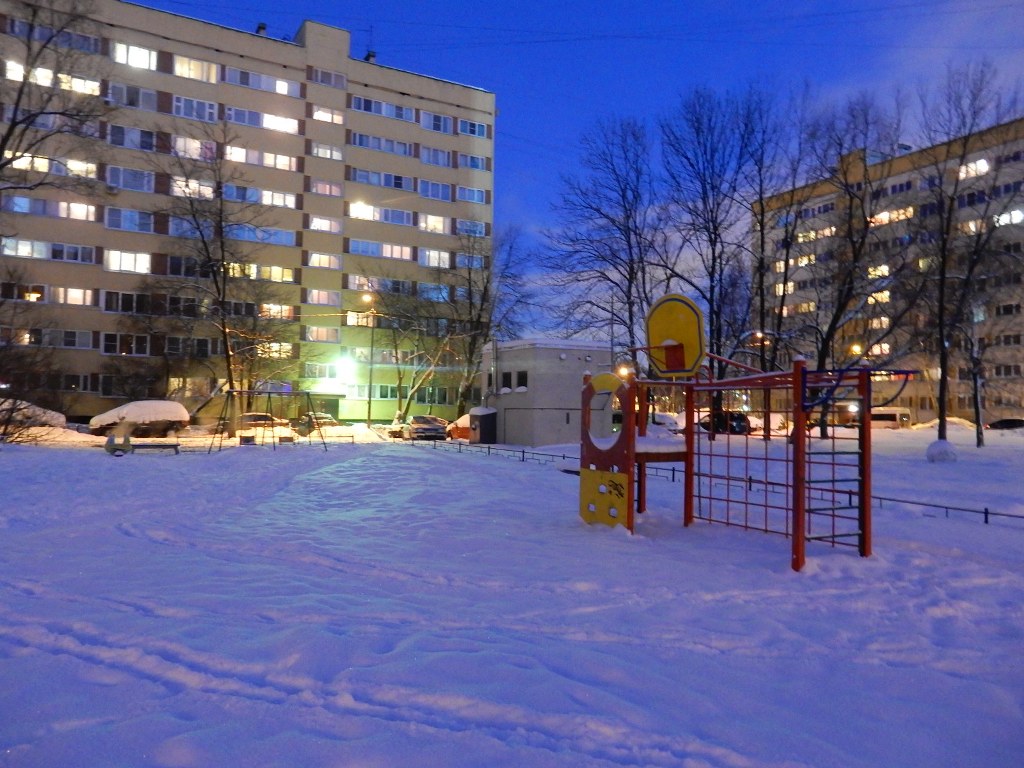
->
[481,339,613,446]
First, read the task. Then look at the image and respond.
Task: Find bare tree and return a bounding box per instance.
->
[660,87,752,379]
[444,227,536,416]
[362,287,451,421]
[150,121,298,412]
[796,93,929,376]
[541,117,665,367]
[0,0,108,199]
[0,0,109,435]
[911,60,1023,446]
[739,84,820,372]
[0,265,61,441]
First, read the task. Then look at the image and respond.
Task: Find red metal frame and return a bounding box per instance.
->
[580,358,874,571]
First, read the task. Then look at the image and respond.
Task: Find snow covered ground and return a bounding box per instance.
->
[1,423,1022,767]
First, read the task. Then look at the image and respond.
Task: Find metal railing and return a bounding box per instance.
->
[405,438,1021,527]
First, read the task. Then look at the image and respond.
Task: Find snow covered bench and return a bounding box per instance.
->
[104,435,179,456]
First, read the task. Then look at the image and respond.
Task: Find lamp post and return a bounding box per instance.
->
[362,293,376,427]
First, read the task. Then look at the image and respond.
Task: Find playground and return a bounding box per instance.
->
[579,294,883,571]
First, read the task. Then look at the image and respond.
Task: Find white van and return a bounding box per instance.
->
[869,407,912,429]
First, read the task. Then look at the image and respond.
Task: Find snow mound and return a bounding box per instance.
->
[926,439,958,463]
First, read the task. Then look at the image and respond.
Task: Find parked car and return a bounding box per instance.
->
[294,412,338,436]
[446,413,472,440]
[985,418,1024,430]
[697,410,753,435]
[394,415,447,440]
[88,400,190,437]
[238,412,291,429]
[0,399,66,428]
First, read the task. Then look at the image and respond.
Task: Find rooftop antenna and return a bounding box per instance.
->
[364,24,376,63]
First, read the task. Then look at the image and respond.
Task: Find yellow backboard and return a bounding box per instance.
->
[645,294,706,378]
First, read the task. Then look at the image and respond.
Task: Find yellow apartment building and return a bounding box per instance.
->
[0,0,495,425]
[756,117,1023,425]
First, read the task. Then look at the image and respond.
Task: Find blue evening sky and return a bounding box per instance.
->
[134,1,1023,238]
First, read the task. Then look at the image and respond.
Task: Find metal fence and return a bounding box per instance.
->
[406,438,1022,527]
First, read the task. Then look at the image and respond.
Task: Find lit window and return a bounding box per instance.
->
[382,244,412,260]
[869,206,914,227]
[174,55,218,83]
[57,74,100,95]
[104,250,151,274]
[419,214,447,234]
[868,290,890,304]
[261,190,296,208]
[958,159,990,179]
[868,264,890,279]
[994,209,1024,227]
[311,180,343,197]
[419,249,450,268]
[173,136,217,161]
[312,105,344,124]
[306,326,340,342]
[257,342,293,359]
[171,176,215,198]
[113,43,157,70]
[261,304,295,320]
[310,216,342,233]
[308,252,342,269]
[224,67,300,97]
[262,113,299,133]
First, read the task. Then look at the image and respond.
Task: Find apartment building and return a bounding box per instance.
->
[757,117,1024,424]
[0,0,495,424]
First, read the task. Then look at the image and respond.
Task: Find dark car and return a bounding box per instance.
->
[698,410,753,435]
[985,418,1024,430]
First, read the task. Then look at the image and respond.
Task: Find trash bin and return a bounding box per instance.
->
[469,407,497,444]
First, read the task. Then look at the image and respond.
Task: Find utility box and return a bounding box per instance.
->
[469,407,497,444]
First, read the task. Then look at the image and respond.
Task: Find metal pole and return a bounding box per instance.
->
[791,358,807,572]
[366,312,375,427]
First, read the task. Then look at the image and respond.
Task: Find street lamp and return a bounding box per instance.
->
[362,292,376,427]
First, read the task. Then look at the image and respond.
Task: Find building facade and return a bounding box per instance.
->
[481,339,613,446]
[757,117,1024,425]
[0,0,495,424]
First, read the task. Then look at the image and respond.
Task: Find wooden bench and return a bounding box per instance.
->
[130,443,180,454]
